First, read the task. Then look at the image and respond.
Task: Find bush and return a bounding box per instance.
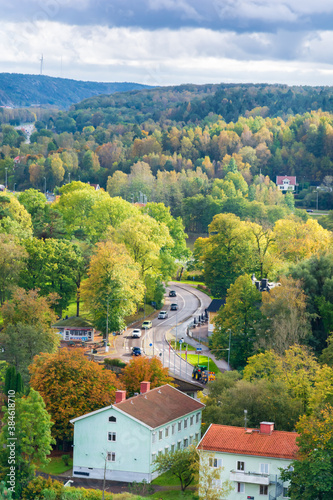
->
[22,477,64,500]
[104,358,126,368]
[61,454,70,466]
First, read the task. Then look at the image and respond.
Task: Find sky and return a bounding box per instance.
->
[1,0,333,86]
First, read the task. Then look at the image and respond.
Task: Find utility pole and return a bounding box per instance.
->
[5,168,8,189]
[227,329,231,371]
[40,54,44,75]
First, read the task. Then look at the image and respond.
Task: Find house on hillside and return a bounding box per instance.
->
[52,316,95,342]
[198,422,298,500]
[70,381,205,482]
[206,299,226,335]
[276,175,297,192]
[251,274,281,293]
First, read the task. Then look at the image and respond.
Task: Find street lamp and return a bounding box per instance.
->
[5,168,8,189]
[44,176,46,195]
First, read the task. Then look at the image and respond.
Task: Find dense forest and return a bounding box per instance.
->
[0,73,149,109]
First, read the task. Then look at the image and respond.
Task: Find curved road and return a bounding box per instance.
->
[116,283,211,381]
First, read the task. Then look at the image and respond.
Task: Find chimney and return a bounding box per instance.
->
[115,390,126,404]
[140,381,150,394]
[260,422,274,435]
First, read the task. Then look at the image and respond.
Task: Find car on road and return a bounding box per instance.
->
[141,320,153,329]
[170,303,178,311]
[132,347,142,356]
[306,209,314,212]
[158,311,168,319]
[169,290,177,297]
[132,329,141,338]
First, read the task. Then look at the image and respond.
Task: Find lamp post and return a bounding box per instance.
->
[68,172,71,184]
[13,183,16,193]
[44,176,46,195]
[227,329,231,371]
[5,168,8,189]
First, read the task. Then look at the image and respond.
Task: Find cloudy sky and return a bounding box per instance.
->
[1,0,333,86]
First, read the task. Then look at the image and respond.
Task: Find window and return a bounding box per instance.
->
[165,426,169,438]
[171,444,175,453]
[237,461,245,471]
[152,432,156,444]
[195,433,199,443]
[184,418,188,429]
[237,483,245,493]
[178,421,182,431]
[177,440,181,450]
[108,416,116,422]
[172,423,176,435]
[107,452,115,462]
[159,430,163,440]
[108,432,116,442]
[183,438,188,447]
[189,435,193,445]
[260,463,269,474]
[190,415,194,426]
[260,485,268,495]
[283,487,289,498]
[196,412,200,423]
[209,458,222,468]
[158,449,163,457]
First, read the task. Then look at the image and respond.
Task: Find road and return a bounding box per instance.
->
[116,283,211,381]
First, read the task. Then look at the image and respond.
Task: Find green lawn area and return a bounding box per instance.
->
[178,279,205,287]
[180,353,220,375]
[170,341,196,351]
[152,470,183,487]
[37,456,73,475]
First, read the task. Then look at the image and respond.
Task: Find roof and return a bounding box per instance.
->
[115,384,204,429]
[276,175,297,186]
[52,316,93,329]
[198,424,298,460]
[206,299,226,313]
[172,376,204,393]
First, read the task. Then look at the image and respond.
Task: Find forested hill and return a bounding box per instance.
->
[0,73,150,109]
[71,83,333,125]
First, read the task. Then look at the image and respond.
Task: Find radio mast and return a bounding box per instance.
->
[40,54,44,75]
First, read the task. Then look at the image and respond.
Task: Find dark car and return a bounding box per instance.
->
[170,303,178,311]
[132,347,142,356]
[306,209,314,213]
[169,290,177,297]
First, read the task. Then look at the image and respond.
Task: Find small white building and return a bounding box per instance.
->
[276,176,297,192]
[52,316,95,342]
[198,422,298,500]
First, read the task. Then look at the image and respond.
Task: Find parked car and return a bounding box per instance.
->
[141,320,153,329]
[169,290,177,297]
[132,329,141,338]
[158,311,168,319]
[132,347,142,356]
[170,303,178,311]
[306,209,314,212]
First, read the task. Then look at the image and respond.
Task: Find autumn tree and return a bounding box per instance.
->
[0,192,32,239]
[81,240,144,335]
[29,349,119,442]
[198,451,232,500]
[120,356,173,396]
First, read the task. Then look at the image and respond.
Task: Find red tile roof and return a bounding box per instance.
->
[114,384,204,428]
[198,424,298,460]
[276,175,297,186]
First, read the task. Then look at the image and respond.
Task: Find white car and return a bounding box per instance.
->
[132,329,142,338]
[158,311,168,319]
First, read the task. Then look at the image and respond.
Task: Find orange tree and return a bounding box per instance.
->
[29,349,120,443]
[120,356,172,396]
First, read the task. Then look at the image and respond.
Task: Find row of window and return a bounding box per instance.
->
[152,413,200,443]
[234,483,289,497]
[210,458,269,475]
[152,433,200,462]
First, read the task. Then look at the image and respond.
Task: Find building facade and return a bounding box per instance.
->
[52,316,95,342]
[71,382,204,482]
[198,422,298,500]
[276,176,297,192]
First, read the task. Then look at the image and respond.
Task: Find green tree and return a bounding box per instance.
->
[153,445,199,491]
[0,235,27,304]
[0,323,59,384]
[81,240,144,335]
[0,193,32,239]
[195,214,256,297]
[17,189,46,217]
[211,274,262,369]
[0,389,55,499]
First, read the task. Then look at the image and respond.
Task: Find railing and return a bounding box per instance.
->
[268,474,284,500]
[229,470,270,485]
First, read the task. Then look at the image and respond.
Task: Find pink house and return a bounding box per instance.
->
[276,175,297,191]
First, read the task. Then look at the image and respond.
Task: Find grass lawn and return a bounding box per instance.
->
[152,470,183,487]
[170,341,196,351]
[180,353,220,375]
[150,491,198,499]
[37,456,73,475]
[178,280,205,287]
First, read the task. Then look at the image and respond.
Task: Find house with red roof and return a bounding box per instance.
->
[276,176,297,192]
[70,381,204,482]
[198,422,298,500]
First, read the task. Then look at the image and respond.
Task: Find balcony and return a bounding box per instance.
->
[229,470,270,485]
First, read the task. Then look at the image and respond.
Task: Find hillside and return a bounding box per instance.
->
[0,73,150,109]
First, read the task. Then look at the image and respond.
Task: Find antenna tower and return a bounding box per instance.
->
[40,54,44,75]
